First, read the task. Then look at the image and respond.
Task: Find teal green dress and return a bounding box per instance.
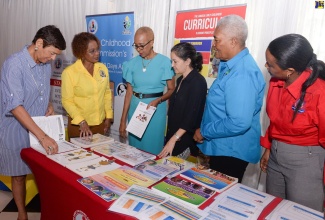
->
[123,54,174,155]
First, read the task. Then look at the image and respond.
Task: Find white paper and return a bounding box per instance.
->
[265,200,324,220]
[47,149,100,166]
[126,102,156,138]
[205,183,275,220]
[29,115,79,154]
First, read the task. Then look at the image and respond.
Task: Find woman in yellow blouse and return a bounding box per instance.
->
[61,32,113,139]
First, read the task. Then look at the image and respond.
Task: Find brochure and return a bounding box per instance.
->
[108,185,167,218]
[91,141,133,157]
[180,167,238,193]
[66,156,120,177]
[29,115,80,155]
[265,199,324,220]
[77,177,119,202]
[152,176,216,208]
[47,149,100,166]
[133,159,178,181]
[205,183,276,220]
[126,101,156,138]
[70,133,114,148]
[112,147,156,166]
[138,199,209,220]
[160,156,195,178]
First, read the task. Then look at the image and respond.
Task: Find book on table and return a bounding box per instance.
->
[151,175,216,208]
[70,133,114,148]
[65,156,121,177]
[77,177,119,202]
[133,159,179,181]
[91,141,133,157]
[108,185,167,218]
[29,115,80,155]
[112,147,156,166]
[179,167,238,193]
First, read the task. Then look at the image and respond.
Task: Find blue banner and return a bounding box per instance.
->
[86,12,134,96]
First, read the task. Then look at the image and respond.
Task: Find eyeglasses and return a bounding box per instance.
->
[132,40,153,50]
[88,48,100,55]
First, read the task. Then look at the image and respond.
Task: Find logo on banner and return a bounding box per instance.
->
[88,19,98,34]
[54,58,62,69]
[73,210,90,220]
[315,1,324,8]
[122,16,132,35]
[117,83,127,97]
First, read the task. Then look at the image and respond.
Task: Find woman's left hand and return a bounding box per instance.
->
[158,140,175,158]
[147,99,160,109]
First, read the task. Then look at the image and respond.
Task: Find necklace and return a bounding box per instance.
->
[142,58,153,72]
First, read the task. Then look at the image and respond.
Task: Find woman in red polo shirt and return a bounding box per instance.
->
[260,34,325,212]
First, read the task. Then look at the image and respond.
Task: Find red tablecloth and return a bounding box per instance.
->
[21,148,280,220]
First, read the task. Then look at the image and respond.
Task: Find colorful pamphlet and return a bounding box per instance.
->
[160,156,195,178]
[108,185,167,217]
[126,101,156,138]
[112,147,156,166]
[205,183,276,220]
[152,176,216,208]
[133,159,178,181]
[77,177,119,202]
[66,157,120,177]
[29,115,80,155]
[91,141,133,157]
[138,199,209,220]
[180,167,238,193]
[70,133,114,148]
[47,149,100,166]
[103,165,157,188]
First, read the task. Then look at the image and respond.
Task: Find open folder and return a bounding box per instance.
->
[126,101,156,138]
[29,115,79,155]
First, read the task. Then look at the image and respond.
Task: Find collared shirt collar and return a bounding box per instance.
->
[23,45,38,69]
[286,69,312,99]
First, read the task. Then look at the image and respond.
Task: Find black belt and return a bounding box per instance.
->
[133,92,163,99]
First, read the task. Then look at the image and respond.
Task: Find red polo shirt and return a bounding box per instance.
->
[261,70,325,149]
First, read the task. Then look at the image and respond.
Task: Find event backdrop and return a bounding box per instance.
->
[174,4,246,88]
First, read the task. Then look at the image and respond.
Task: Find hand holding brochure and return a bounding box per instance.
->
[29,115,79,155]
[126,102,156,138]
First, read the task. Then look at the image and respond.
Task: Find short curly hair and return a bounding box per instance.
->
[71,32,100,59]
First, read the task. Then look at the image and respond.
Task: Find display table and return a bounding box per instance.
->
[21,148,133,220]
[21,148,280,220]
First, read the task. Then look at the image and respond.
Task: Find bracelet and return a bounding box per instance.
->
[174,133,181,141]
[39,134,48,144]
[159,97,163,104]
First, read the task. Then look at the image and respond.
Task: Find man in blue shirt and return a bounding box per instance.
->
[194,15,265,182]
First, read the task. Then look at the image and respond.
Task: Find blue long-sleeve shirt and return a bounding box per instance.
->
[198,48,265,163]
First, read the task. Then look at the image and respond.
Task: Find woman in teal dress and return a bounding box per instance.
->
[119,26,175,155]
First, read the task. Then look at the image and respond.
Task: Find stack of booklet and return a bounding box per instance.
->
[70,133,114,148]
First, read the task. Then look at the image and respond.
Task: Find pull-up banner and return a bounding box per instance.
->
[86,12,134,140]
[174,5,246,87]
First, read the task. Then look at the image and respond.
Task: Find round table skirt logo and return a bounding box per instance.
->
[73,210,90,220]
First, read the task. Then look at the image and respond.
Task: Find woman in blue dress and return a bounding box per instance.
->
[0,25,66,220]
[119,26,175,155]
